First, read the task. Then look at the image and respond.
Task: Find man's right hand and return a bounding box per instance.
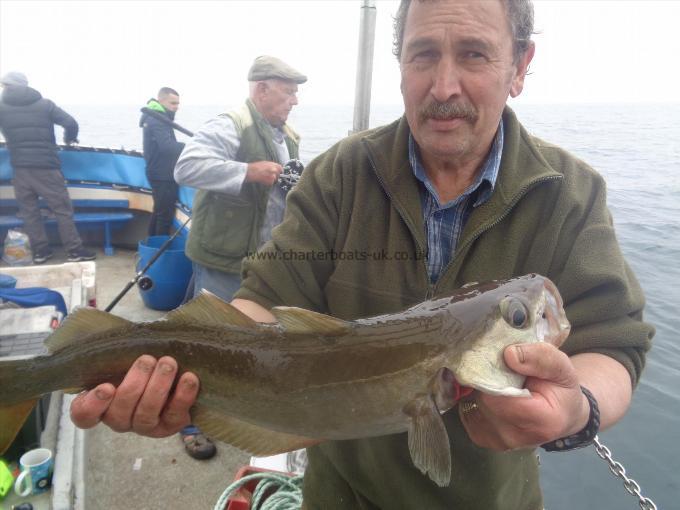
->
[245,161,283,186]
[70,355,199,438]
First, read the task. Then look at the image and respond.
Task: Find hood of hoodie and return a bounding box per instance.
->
[1,86,42,107]
[139,98,175,127]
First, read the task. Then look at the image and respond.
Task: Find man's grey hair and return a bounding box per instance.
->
[392,0,534,63]
[248,80,271,99]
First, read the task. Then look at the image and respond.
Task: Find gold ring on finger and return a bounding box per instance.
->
[460,400,479,415]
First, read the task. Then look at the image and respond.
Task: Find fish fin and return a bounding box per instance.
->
[165,291,258,329]
[192,404,321,456]
[404,395,451,487]
[63,387,85,395]
[0,399,38,455]
[45,308,132,353]
[271,307,351,336]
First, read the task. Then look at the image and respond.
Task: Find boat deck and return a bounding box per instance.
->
[1,247,250,510]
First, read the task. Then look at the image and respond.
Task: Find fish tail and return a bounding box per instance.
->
[0,399,39,455]
[0,357,39,454]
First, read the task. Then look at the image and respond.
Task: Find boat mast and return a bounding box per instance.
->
[351,0,377,135]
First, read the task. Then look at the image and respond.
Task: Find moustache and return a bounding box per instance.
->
[419,101,478,123]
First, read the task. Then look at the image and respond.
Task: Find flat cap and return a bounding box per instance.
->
[0,71,28,87]
[247,56,307,84]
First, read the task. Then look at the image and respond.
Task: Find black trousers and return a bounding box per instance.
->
[148,179,178,236]
[13,167,83,252]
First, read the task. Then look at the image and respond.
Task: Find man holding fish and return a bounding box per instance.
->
[70,1,653,508]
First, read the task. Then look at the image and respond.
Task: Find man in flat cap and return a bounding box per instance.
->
[172,55,306,459]
[0,71,96,263]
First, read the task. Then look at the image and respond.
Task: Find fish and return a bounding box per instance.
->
[0,273,569,487]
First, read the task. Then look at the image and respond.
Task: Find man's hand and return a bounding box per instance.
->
[458,342,589,451]
[70,355,199,438]
[245,161,283,186]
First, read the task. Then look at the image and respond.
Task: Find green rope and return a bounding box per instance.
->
[214,471,304,510]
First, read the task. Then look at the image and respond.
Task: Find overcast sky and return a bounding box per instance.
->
[1,0,679,106]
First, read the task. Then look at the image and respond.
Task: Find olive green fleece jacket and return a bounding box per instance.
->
[235,107,654,510]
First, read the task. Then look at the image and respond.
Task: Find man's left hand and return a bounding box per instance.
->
[458,342,589,451]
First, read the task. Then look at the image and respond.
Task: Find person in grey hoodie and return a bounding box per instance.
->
[0,71,95,263]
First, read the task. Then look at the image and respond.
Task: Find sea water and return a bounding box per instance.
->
[65,101,680,510]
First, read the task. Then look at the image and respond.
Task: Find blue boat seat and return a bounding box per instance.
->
[0,212,133,256]
[0,197,134,256]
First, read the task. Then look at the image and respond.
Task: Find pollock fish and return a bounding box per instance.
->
[0,273,569,486]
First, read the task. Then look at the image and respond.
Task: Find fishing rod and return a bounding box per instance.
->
[141,106,303,190]
[106,109,196,312]
[140,107,195,137]
[104,215,191,312]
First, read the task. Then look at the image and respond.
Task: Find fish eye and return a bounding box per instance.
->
[501,298,528,329]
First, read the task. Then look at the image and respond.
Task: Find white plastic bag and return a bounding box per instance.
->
[2,228,32,265]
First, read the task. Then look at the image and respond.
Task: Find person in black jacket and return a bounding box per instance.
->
[140,87,185,236]
[142,89,217,460]
[0,71,96,263]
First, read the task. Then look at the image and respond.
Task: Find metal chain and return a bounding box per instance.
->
[592,436,657,510]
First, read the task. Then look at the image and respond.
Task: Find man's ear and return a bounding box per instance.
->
[510,42,535,98]
[257,81,269,95]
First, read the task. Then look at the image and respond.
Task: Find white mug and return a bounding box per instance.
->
[14,447,53,497]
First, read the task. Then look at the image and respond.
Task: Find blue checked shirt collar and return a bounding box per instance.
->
[408,122,504,282]
[408,121,503,207]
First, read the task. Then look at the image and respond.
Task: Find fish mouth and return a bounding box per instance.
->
[537,278,571,347]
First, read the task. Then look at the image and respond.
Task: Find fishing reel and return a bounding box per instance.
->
[278,159,304,191]
[137,276,153,291]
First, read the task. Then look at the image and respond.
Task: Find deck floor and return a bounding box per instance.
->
[85,247,250,510]
[1,246,250,510]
